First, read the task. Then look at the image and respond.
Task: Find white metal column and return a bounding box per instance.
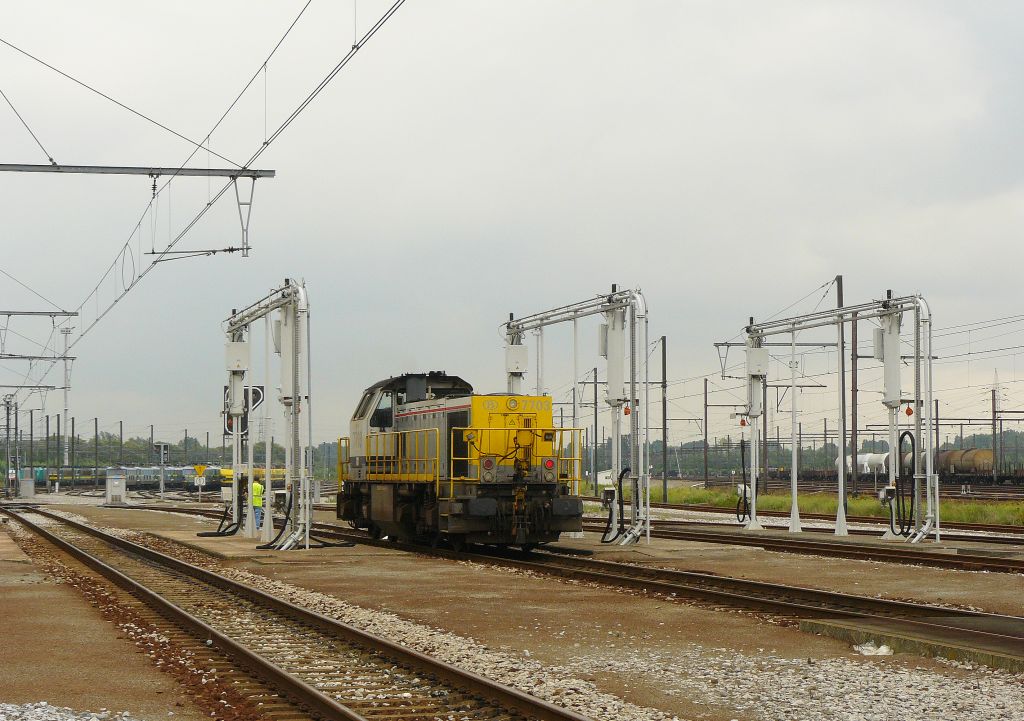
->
[788,329,801,532]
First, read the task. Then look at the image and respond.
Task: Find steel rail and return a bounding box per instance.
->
[578,521,1024,573]
[585,514,1024,547]
[5,506,593,721]
[2,507,359,721]
[577,524,1024,573]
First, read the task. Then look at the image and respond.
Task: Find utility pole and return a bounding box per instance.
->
[703,377,709,489]
[592,367,598,494]
[3,396,10,495]
[119,420,123,467]
[94,417,99,490]
[206,431,210,464]
[29,409,33,491]
[823,417,828,478]
[14,402,19,483]
[661,336,668,502]
[761,381,768,492]
[992,388,998,484]
[55,414,61,489]
[150,425,155,464]
[836,274,848,519]
[61,327,72,481]
[184,428,188,465]
[999,419,1004,473]
[850,311,858,495]
[70,417,76,488]
[45,414,50,491]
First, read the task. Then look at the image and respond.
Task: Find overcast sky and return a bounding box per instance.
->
[2,1,1022,451]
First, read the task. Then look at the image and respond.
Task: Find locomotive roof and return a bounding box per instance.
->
[365,371,473,398]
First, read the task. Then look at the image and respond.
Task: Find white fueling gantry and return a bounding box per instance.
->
[223,278,312,549]
[504,285,652,545]
[718,289,939,543]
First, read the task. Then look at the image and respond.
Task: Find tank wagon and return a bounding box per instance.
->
[337,371,583,549]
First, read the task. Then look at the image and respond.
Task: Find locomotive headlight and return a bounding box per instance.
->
[506,398,519,410]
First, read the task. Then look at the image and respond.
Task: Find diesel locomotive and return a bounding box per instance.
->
[337,371,583,549]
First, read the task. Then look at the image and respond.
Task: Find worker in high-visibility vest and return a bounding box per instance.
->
[252,478,265,528]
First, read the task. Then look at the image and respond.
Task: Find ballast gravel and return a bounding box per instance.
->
[0,702,146,721]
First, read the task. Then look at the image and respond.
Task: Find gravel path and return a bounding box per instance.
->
[565,645,1024,721]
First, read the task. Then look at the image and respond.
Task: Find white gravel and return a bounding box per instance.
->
[563,645,1024,721]
[0,701,148,721]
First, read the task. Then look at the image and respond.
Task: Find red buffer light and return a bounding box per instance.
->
[482,457,495,470]
[543,459,555,470]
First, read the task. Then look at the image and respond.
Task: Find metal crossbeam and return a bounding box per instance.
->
[0,310,77,316]
[0,163,275,179]
[0,354,74,361]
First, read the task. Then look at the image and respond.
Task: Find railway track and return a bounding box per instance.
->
[51,504,1024,670]
[123,502,1024,573]
[163,509,1024,670]
[292,525,1024,671]
[582,514,1024,547]
[2,506,591,721]
[580,521,1024,574]
[577,496,1024,536]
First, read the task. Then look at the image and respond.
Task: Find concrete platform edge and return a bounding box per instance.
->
[799,619,1024,673]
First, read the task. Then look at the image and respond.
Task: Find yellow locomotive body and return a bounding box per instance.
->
[338,371,582,548]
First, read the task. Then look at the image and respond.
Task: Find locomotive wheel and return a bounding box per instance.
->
[449,534,466,552]
[369,524,383,540]
[429,532,442,549]
[520,543,537,553]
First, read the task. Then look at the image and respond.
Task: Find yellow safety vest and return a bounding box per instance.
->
[252,481,264,507]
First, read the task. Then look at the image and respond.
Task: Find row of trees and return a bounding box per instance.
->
[3,431,341,482]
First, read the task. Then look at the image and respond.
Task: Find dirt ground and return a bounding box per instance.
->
[49,503,1024,721]
[0,518,208,721]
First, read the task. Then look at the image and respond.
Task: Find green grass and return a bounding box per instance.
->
[657,485,1024,526]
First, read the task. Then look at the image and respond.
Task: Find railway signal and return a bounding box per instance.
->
[222,386,265,439]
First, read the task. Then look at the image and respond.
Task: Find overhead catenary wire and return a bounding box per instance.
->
[61,0,407,351]
[0,266,66,311]
[12,0,410,414]
[0,36,240,168]
[0,85,56,164]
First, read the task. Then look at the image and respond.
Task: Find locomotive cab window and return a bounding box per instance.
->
[353,390,375,420]
[369,391,394,429]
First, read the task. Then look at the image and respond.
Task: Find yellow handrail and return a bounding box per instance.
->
[337,437,351,483]
[449,426,582,497]
[364,428,439,483]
